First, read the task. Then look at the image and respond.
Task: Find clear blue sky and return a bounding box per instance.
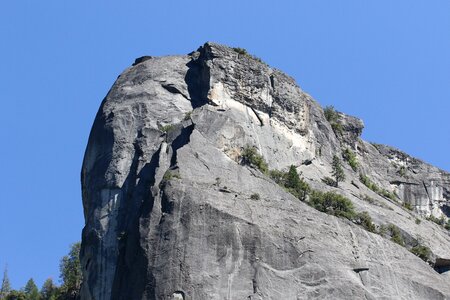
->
[1,0,449,290]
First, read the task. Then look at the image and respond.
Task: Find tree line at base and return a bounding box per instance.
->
[0,242,81,300]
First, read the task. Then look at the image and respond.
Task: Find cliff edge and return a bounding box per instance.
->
[80,43,450,299]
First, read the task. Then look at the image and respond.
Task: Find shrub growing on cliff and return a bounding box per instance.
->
[445,220,450,230]
[354,211,377,233]
[284,165,310,201]
[398,165,407,177]
[241,146,268,174]
[324,106,343,136]
[331,155,345,187]
[324,106,339,123]
[427,215,445,226]
[232,47,248,55]
[321,176,336,187]
[342,148,358,171]
[160,124,175,133]
[387,224,405,246]
[309,191,355,220]
[359,174,396,200]
[402,202,413,211]
[269,166,310,201]
[410,245,431,262]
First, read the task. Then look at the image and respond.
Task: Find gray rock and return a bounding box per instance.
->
[80,42,450,299]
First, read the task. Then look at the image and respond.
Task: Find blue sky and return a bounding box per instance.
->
[0,0,449,289]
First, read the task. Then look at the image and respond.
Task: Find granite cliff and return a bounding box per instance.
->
[80,43,450,299]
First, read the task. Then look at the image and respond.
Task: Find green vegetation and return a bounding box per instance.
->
[183,111,192,121]
[232,47,248,55]
[241,146,269,174]
[427,215,445,226]
[324,106,339,123]
[309,191,356,220]
[40,278,58,300]
[426,215,450,231]
[284,165,310,201]
[59,242,82,299]
[331,155,345,187]
[236,144,438,261]
[0,243,82,300]
[360,194,394,210]
[410,245,431,262]
[354,211,377,233]
[324,106,343,136]
[398,165,407,177]
[359,174,379,192]
[269,166,310,201]
[342,148,358,171]
[250,193,260,200]
[163,170,181,181]
[415,218,421,225]
[160,124,175,133]
[0,268,11,299]
[24,279,39,300]
[321,176,336,187]
[402,202,413,211]
[359,174,396,200]
[445,220,450,231]
[387,224,405,246]
[231,47,265,63]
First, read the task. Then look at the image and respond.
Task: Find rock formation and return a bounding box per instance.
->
[80,42,450,299]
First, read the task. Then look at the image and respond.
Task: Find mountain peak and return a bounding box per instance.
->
[80,44,450,299]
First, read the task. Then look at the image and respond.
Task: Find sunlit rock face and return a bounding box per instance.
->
[80,42,450,300]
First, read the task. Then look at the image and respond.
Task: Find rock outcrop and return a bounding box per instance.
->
[80,43,450,299]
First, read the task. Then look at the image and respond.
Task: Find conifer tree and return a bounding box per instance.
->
[40,278,58,300]
[59,242,82,300]
[0,267,11,299]
[332,155,345,187]
[24,278,40,300]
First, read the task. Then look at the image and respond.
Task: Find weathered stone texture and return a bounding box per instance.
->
[81,43,450,299]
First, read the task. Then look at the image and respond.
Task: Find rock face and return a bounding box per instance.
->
[80,43,450,299]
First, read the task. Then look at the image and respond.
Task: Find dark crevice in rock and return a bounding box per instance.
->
[252,277,258,294]
[390,180,420,186]
[170,124,195,167]
[441,204,450,218]
[161,189,174,216]
[422,181,432,203]
[269,74,275,91]
[434,258,450,274]
[443,188,450,201]
[111,142,162,300]
[161,84,190,100]
[353,267,369,273]
[250,107,264,126]
[185,46,210,109]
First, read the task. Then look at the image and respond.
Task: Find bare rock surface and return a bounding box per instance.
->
[80,43,450,299]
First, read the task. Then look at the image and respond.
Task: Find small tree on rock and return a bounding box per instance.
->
[284,165,310,201]
[331,155,345,187]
